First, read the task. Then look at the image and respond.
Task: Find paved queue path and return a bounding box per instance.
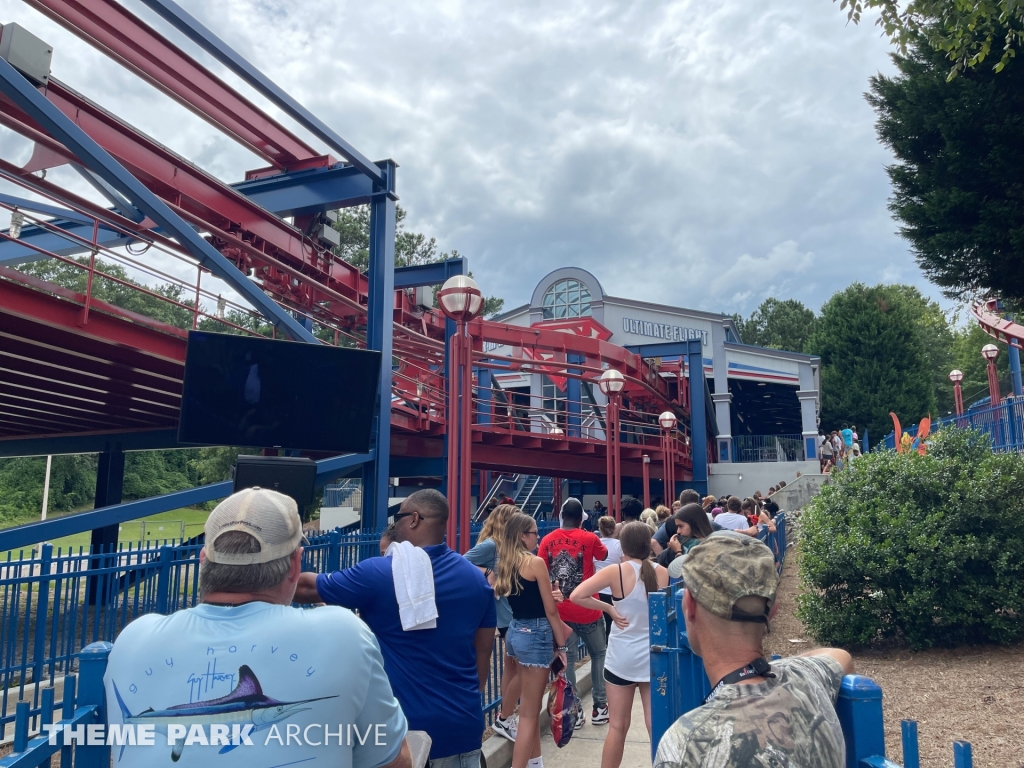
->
[540,687,652,767]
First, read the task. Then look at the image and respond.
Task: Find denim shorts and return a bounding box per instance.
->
[506,617,554,668]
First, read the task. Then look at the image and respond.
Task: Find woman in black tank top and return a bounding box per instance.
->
[506,573,547,618]
[493,513,568,768]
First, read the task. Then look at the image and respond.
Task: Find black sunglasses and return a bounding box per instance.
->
[393,511,416,522]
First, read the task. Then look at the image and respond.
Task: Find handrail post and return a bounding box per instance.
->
[648,588,671,759]
[12,701,29,754]
[75,641,112,768]
[834,675,886,768]
[953,741,973,768]
[901,720,920,768]
[61,674,78,766]
[327,529,342,572]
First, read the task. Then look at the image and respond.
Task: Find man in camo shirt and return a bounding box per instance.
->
[654,533,854,768]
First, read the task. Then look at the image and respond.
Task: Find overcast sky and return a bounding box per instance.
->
[1,0,936,318]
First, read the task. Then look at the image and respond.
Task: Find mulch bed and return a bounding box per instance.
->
[765,548,1024,768]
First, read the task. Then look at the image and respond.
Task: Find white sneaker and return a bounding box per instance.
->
[574,706,586,730]
[591,705,609,725]
[493,714,517,742]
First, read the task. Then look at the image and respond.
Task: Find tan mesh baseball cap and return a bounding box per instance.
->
[680,531,779,623]
[204,487,308,565]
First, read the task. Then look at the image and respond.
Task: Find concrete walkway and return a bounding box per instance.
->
[541,688,652,768]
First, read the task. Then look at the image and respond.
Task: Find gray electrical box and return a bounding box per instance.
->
[413,286,434,309]
[317,222,341,248]
[0,23,52,87]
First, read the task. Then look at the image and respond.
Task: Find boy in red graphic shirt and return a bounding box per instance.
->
[538,497,610,729]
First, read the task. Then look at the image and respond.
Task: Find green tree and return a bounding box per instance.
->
[808,283,936,440]
[888,285,956,414]
[331,205,504,317]
[866,33,1024,303]
[733,298,817,352]
[838,1,1024,75]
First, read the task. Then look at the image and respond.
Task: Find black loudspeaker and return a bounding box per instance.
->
[233,455,317,509]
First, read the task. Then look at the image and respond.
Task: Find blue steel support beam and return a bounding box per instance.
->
[0,220,132,265]
[231,163,376,217]
[477,368,492,426]
[87,449,124,604]
[0,57,318,343]
[0,192,94,223]
[0,451,373,552]
[567,353,584,438]
[140,0,384,183]
[686,340,708,495]
[1010,343,1023,397]
[361,161,397,530]
[394,258,468,289]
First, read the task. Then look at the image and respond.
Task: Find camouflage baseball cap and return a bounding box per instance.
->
[680,531,779,623]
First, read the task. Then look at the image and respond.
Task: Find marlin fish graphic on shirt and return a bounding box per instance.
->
[112,665,336,761]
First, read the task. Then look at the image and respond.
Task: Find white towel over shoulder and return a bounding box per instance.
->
[386,541,438,630]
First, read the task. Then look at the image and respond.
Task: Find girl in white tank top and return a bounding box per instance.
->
[567,522,668,768]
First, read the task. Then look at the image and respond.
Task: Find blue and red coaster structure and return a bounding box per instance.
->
[0,0,713,558]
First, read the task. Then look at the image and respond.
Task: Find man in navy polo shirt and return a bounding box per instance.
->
[295,489,496,768]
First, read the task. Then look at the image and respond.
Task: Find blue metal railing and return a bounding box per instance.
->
[732,434,806,463]
[649,514,974,766]
[0,641,111,768]
[0,520,560,746]
[882,398,1024,453]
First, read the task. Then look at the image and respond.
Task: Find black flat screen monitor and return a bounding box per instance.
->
[178,331,381,452]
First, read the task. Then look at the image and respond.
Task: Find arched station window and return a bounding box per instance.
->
[542,278,592,319]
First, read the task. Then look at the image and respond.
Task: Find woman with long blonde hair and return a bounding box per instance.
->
[494,512,568,768]
[464,503,521,741]
[570,522,668,768]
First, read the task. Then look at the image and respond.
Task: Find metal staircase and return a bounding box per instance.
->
[515,476,555,519]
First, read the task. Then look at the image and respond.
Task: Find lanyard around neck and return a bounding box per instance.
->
[703,657,775,704]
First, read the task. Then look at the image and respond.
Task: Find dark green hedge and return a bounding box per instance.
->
[797,428,1024,649]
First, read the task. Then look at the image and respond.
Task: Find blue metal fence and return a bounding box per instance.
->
[883,398,1024,453]
[0,520,559,748]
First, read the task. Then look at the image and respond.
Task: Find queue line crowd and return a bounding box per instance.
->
[102,482,854,768]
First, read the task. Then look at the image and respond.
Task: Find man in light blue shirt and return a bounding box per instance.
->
[105,487,410,768]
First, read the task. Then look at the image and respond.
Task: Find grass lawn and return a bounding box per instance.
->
[2,507,211,559]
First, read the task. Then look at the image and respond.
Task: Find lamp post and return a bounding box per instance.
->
[438,275,484,553]
[599,368,625,520]
[948,369,965,417]
[659,410,678,504]
[982,344,1001,406]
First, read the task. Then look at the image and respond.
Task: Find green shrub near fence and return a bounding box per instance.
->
[797,428,1024,650]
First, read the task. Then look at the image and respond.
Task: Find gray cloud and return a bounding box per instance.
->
[1,0,927,317]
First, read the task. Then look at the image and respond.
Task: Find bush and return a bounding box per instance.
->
[797,428,1024,649]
